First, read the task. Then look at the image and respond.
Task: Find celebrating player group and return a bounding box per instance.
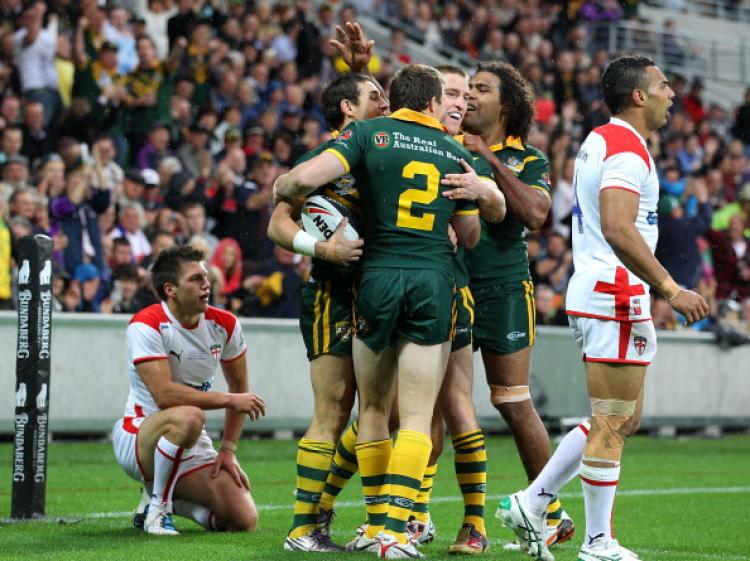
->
[112,21,708,561]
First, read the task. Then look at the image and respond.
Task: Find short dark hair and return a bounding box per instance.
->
[389,64,443,112]
[150,245,204,301]
[112,236,131,250]
[602,55,655,115]
[112,264,139,283]
[476,61,535,141]
[321,73,371,131]
[435,65,468,79]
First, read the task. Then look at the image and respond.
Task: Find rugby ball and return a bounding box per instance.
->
[301,195,360,241]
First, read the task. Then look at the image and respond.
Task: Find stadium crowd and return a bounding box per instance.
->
[0,0,749,335]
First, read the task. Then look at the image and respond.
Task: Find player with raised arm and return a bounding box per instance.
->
[275,64,482,559]
[458,61,575,547]
[497,56,708,561]
[112,245,265,536]
[268,71,388,553]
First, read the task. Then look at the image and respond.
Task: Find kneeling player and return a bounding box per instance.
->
[112,246,266,535]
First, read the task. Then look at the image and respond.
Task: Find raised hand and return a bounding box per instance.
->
[329,22,374,73]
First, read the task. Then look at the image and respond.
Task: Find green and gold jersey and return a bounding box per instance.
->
[327,109,480,274]
[123,62,172,137]
[464,136,551,287]
[296,136,361,282]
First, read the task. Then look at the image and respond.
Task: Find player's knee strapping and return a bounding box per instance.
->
[489,385,530,406]
[584,398,637,465]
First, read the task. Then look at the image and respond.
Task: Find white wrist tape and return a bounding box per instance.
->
[292,230,318,257]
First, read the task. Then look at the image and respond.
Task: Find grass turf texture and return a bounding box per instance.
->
[1,435,748,561]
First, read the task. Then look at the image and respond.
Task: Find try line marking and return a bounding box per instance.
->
[30,484,750,521]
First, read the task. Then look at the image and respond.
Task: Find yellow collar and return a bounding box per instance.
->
[488,136,524,152]
[389,108,446,132]
[331,130,340,138]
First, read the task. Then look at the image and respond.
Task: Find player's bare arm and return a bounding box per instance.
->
[273,152,347,200]
[212,353,264,489]
[268,199,363,265]
[451,213,481,249]
[441,159,506,223]
[136,359,264,414]
[600,188,708,323]
[464,133,550,230]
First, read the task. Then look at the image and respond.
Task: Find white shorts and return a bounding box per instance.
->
[112,415,217,484]
[568,315,657,365]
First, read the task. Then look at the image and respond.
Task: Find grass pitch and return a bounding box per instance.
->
[1,434,749,561]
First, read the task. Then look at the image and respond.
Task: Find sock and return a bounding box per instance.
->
[526,421,590,517]
[580,462,620,546]
[384,430,432,544]
[173,499,214,530]
[288,438,335,538]
[357,438,392,538]
[546,496,563,527]
[453,429,487,536]
[151,436,184,511]
[410,462,437,523]
[320,420,359,511]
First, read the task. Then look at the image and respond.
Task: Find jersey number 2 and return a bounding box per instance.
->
[397,161,439,231]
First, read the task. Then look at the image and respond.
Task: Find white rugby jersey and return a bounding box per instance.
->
[566,118,659,322]
[123,302,246,417]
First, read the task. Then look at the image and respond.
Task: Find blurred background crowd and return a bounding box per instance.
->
[0,0,749,337]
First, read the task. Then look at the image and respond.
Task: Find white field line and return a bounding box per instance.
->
[10,484,748,522]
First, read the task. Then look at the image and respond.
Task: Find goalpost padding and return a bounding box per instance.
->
[11,234,53,519]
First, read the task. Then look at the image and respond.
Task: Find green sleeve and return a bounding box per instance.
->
[472,154,494,181]
[519,151,551,193]
[325,122,368,173]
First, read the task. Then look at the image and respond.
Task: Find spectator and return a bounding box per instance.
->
[662,19,686,68]
[132,0,178,60]
[177,123,212,179]
[534,283,568,326]
[1,154,32,193]
[107,200,151,263]
[110,236,134,268]
[121,36,174,156]
[232,245,307,318]
[684,78,707,126]
[655,179,713,290]
[533,231,573,294]
[0,198,12,310]
[0,126,23,165]
[707,214,750,301]
[712,182,750,232]
[51,168,110,275]
[104,264,145,314]
[20,100,54,166]
[182,200,219,258]
[13,3,62,128]
[211,237,244,307]
[106,7,139,75]
[72,262,102,312]
[732,86,750,146]
[136,122,172,171]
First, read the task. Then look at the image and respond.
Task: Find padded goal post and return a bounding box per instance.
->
[11,235,53,519]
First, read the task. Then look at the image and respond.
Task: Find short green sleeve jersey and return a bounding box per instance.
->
[326,109,479,274]
[296,136,361,282]
[464,137,551,287]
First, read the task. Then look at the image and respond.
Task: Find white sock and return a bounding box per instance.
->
[151,436,184,511]
[525,421,590,517]
[580,462,620,547]
[173,499,214,530]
